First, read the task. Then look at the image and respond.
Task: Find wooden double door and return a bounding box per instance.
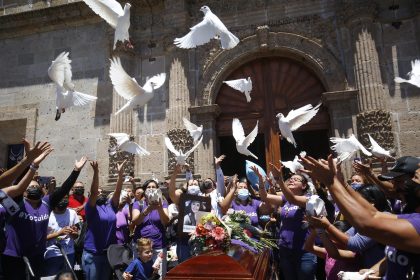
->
[216,56,330,178]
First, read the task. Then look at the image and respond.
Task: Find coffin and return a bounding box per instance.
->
[165,244,271,280]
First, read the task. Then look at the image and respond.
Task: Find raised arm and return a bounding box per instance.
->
[50,156,87,209]
[88,161,99,208]
[0,140,50,188]
[251,165,283,207]
[303,229,327,259]
[111,160,127,208]
[168,164,183,206]
[301,155,420,254]
[318,229,356,260]
[214,155,226,197]
[307,215,350,247]
[219,175,237,214]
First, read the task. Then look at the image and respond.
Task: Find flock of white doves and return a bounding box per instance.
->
[46,2,419,167]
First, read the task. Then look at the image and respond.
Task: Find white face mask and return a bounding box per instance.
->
[187,185,201,195]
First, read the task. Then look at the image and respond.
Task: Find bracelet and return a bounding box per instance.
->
[29,163,39,172]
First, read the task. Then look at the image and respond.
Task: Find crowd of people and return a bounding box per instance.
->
[0,139,418,280]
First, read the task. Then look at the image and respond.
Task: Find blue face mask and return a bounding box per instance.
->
[237,189,249,201]
[351,183,363,190]
[259,215,270,222]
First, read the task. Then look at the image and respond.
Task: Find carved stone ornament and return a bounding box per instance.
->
[356,110,395,154]
[166,128,195,172]
[108,136,135,179]
[256,25,269,49]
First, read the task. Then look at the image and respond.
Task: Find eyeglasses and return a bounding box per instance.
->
[288,177,303,183]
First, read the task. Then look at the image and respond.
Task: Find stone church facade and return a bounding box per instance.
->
[0,0,419,187]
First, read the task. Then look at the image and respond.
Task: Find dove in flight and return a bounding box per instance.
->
[183,117,203,143]
[337,270,375,280]
[394,59,420,88]
[281,151,307,174]
[330,134,372,163]
[223,77,252,102]
[109,57,166,115]
[368,134,394,159]
[48,52,97,121]
[108,133,150,156]
[277,103,322,147]
[174,5,239,50]
[232,118,259,159]
[165,136,203,166]
[82,0,132,49]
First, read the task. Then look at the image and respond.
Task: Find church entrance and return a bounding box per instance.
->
[215,56,330,177]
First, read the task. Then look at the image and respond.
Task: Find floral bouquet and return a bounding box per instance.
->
[223,210,278,252]
[188,213,231,255]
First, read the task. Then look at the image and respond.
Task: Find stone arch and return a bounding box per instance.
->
[200,27,348,105]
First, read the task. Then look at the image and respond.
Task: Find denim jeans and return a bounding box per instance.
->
[278,247,317,280]
[44,254,75,276]
[82,250,111,280]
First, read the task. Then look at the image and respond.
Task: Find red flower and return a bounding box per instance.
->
[243,229,253,238]
[211,226,226,241]
[195,223,209,237]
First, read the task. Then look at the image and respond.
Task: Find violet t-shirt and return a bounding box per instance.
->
[346,227,385,268]
[3,196,50,257]
[116,205,130,244]
[84,200,117,254]
[278,195,308,250]
[231,199,261,227]
[133,200,168,249]
[383,213,420,280]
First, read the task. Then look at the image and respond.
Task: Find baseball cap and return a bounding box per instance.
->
[378,156,420,181]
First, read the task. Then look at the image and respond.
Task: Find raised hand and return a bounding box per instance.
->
[89,160,98,172]
[33,144,54,165]
[117,159,127,177]
[269,162,283,180]
[307,215,331,230]
[26,141,53,162]
[75,156,88,171]
[214,155,226,167]
[300,155,337,186]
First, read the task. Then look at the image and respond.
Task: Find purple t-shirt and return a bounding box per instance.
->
[3,197,50,257]
[384,213,420,280]
[84,200,117,254]
[133,200,168,249]
[346,227,385,268]
[116,205,130,245]
[278,195,308,250]
[231,199,261,227]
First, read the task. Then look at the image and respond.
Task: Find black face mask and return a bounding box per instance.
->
[96,195,108,206]
[403,179,420,213]
[56,199,69,211]
[73,188,84,196]
[27,187,43,200]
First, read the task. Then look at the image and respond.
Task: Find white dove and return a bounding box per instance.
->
[368,134,394,159]
[183,117,203,143]
[337,270,375,280]
[223,77,252,102]
[232,118,259,159]
[394,59,420,88]
[109,57,166,115]
[330,134,372,163]
[82,0,131,49]
[108,133,150,156]
[165,136,203,166]
[48,52,97,121]
[174,5,239,50]
[277,103,322,147]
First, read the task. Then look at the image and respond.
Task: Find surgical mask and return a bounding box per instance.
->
[237,189,249,201]
[27,187,43,200]
[351,183,363,190]
[96,195,108,206]
[73,188,84,196]
[259,215,270,222]
[187,185,201,195]
[56,199,69,211]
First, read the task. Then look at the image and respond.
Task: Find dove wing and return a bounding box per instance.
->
[351,136,372,156]
[123,142,150,156]
[223,79,247,93]
[183,117,198,132]
[232,118,246,142]
[142,73,166,91]
[48,52,73,88]
[288,103,322,131]
[368,134,382,151]
[164,137,180,156]
[242,121,259,148]
[82,0,122,28]
[110,57,144,100]
[174,17,218,49]
[185,136,203,157]
[71,91,97,107]
[410,59,420,77]
[108,133,130,147]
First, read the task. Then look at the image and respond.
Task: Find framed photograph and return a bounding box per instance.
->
[178,194,212,236]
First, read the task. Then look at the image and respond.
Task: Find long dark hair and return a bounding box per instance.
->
[234,177,252,206]
[357,185,391,212]
[141,179,158,191]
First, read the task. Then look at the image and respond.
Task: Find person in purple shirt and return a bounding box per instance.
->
[116,191,132,245]
[82,160,126,280]
[131,179,169,279]
[1,142,87,280]
[256,164,317,280]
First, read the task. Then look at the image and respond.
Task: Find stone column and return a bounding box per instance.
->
[343,1,395,157]
[189,104,221,180]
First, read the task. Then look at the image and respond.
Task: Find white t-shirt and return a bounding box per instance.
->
[44,208,80,259]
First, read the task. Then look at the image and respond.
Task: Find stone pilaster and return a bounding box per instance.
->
[189,104,221,179]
